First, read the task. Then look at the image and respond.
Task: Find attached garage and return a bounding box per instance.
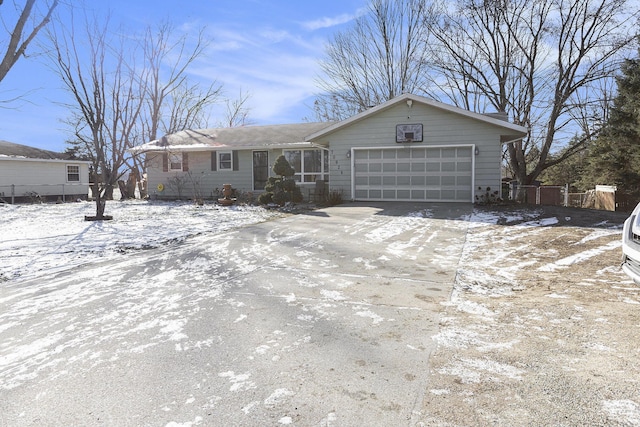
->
[352,145,474,202]
[307,94,528,203]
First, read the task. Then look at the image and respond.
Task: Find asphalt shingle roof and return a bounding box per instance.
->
[0,140,69,160]
[132,122,334,153]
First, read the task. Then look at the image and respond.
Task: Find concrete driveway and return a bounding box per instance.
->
[0,202,473,426]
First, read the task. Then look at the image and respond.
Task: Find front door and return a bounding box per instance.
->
[253,151,269,191]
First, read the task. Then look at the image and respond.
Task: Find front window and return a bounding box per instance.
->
[219,151,232,170]
[67,165,80,182]
[283,149,328,183]
[169,153,183,170]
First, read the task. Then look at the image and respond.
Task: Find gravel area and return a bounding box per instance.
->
[417,205,640,427]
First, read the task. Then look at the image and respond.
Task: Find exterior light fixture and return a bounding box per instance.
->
[347,150,351,158]
[474,147,479,155]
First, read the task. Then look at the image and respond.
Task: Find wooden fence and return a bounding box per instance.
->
[508,183,639,212]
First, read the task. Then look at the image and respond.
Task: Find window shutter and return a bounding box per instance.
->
[211,151,217,171]
[232,150,239,171]
[162,153,168,172]
[182,152,189,172]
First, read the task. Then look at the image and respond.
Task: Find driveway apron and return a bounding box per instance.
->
[0,202,472,426]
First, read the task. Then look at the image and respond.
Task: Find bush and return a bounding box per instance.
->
[259,155,303,206]
[475,186,502,205]
[326,190,344,206]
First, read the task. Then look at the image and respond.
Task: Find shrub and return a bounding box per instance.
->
[326,190,344,206]
[475,186,502,205]
[258,155,303,206]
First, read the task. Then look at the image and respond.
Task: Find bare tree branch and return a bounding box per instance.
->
[315,0,436,120]
[221,89,254,127]
[430,0,638,186]
[0,0,59,85]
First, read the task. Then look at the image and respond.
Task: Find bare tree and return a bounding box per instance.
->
[0,0,59,88]
[138,22,222,141]
[163,81,221,133]
[429,0,638,186]
[131,22,222,198]
[44,5,223,208]
[47,11,138,219]
[315,0,436,120]
[220,89,254,127]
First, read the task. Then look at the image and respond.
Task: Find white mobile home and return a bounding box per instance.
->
[0,141,91,203]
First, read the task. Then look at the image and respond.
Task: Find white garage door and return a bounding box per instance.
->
[353,146,473,202]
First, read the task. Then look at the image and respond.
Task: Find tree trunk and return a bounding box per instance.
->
[96,197,106,218]
[118,180,129,200]
[126,174,137,199]
[104,185,114,200]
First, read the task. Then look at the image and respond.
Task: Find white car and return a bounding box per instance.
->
[622,202,640,283]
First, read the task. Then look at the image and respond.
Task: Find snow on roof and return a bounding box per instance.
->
[129,122,335,153]
[0,140,70,160]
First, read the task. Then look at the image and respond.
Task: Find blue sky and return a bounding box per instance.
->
[0,0,367,152]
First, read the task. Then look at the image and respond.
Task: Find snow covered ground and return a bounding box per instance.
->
[0,199,638,426]
[0,199,282,283]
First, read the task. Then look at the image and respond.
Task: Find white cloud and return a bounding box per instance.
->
[191,23,326,124]
[300,7,367,31]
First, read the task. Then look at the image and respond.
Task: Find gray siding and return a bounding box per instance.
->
[0,158,90,200]
[148,150,255,199]
[147,149,320,201]
[312,102,505,201]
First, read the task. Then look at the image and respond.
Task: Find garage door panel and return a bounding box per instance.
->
[426,175,440,185]
[353,146,473,202]
[426,189,440,199]
[397,189,410,199]
[369,150,382,159]
[355,163,368,173]
[383,176,396,186]
[457,147,472,157]
[442,176,456,186]
[382,163,396,172]
[426,162,440,172]
[355,189,368,198]
[411,189,425,199]
[458,161,472,172]
[457,189,471,199]
[441,189,456,199]
[411,176,425,185]
[458,175,472,186]
[442,162,456,172]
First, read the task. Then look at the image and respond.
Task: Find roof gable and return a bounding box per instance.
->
[306,93,528,141]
